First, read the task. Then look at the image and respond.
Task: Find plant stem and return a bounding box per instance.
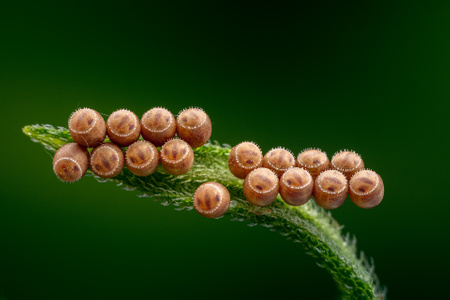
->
[23,124,386,299]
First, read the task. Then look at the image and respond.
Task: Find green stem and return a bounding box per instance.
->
[23,124,385,300]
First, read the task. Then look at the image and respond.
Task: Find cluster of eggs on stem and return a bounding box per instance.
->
[57,106,234,219]
[57,106,235,219]
[54,107,211,182]
[53,106,384,220]
[228,142,384,210]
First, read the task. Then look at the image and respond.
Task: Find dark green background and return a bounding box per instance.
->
[1,1,448,299]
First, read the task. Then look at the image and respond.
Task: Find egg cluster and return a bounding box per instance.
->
[53,107,212,182]
[228,142,384,210]
[53,106,384,220]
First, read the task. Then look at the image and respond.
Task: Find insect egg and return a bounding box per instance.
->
[160,139,194,175]
[53,143,89,182]
[228,141,263,179]
[313,170,348,210]
[68,108,106,148]
[349,169,384,209]
[279,167,313,206]
[106,109,141,147]
[176,107,212,148]
[296,148,330,179]
[243,167,279,207]
[193,182,230,218]
[140,107,177,147]
[125,140,159,176]
[90,143,124,178]
[262,147,295,178]
[331,150,364,180]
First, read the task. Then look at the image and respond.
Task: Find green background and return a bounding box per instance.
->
[1,1,449,299]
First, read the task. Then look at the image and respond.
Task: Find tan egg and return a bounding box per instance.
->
[280,167,313,206]
[176,108,212,148]
[228,141,263,179]
[141,107,176,147]
[193,182,230,218]
[313,170,348,210]
[160,139,194,175]
[349,169,384,209]
[296,148,330,180]
[53,143,89,182]
[125,140,159,176]
[106,109,141,147]
[331,150,364,180]
[90,143,124,178]
[263,147,295,178]
[69,108,106,148]
[243,167,279,207]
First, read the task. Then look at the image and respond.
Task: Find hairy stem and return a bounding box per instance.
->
[23,124,385,299]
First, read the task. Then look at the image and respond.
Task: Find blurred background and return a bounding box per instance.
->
[0,1,449,299]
